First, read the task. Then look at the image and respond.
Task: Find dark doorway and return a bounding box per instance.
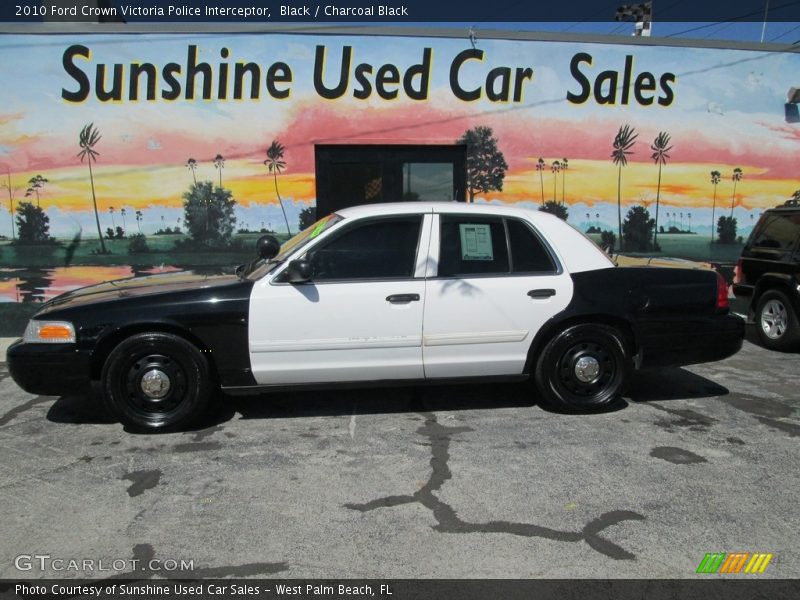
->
[315,144,467,217]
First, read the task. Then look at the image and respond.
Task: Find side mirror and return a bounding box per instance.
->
[256,235,281,260]
[286,259,313,284]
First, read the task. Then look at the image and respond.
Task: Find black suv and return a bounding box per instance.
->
[733,199,800,350]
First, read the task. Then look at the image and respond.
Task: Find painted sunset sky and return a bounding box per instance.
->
[0,32,797,238]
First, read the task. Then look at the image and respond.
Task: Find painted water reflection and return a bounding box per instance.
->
[0,265,190,303]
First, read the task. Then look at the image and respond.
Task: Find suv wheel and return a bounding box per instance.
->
[755,289,800,351]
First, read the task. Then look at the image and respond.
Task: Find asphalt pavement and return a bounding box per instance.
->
[0,331,797,579]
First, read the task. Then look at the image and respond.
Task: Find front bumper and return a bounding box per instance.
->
[7,340,93,396]
[637,313,745,368]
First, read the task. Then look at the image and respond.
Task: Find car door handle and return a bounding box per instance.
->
[386,294,421,304]
[527,288,556,299]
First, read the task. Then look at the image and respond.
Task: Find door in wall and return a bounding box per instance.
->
[315,144,467,216]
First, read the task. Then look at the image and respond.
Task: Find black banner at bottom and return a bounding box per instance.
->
[2,580,799,600]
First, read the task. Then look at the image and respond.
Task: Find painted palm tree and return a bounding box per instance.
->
[135,210,143,233]
[187,158,198,184]
[108,206,116,229]
[25,174,48,208]
[611,124,638,245]
[730,168,743,217]
[213,154,225,187]
[709,170,721,242]
[120,207,127,233]
[650,131,673,248]
[264,140,292,236]
[551,160,561,202]
[77,122,107,254]
[535,157,545,204]
[3,171,16,239]
[561,158,569,206]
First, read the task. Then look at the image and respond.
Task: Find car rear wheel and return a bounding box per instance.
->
[101,332,213,431]
[534,323,629,411]
[755,290,800,351]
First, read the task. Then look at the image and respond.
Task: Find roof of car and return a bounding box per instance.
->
[764,200,800,213]
[336,201,554,221]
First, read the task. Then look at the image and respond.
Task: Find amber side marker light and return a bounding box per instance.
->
[23,320,76,343]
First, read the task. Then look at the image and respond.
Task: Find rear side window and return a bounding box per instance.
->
[507,219,557,273]
[439,217,509,277]
[438,216,557,277]
[751,213,800,251]
[307,217,421,280]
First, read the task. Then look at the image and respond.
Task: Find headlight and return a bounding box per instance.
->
[23,320,76,344]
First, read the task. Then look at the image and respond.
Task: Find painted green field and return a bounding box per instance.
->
[0,233,289,268]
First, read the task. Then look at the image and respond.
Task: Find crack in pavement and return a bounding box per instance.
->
[0,395,51,427]
[345,412,645,560]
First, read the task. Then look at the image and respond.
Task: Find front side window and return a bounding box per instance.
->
[306,217,422,281]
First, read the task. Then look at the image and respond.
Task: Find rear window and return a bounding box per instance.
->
[750,212,800,251]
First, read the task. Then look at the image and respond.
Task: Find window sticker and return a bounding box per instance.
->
[459,223,494,261]
[309,216,335,238]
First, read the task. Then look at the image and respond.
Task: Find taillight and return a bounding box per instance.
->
[733,258,743,285]
[716,272,729,310]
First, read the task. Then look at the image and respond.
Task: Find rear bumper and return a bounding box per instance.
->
[637,313,745,368]
[7,340,93,395]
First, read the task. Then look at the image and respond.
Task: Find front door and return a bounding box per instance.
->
[422,213,572,378]
[248,214,432,385]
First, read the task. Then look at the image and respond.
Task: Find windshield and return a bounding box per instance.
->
[244,213,344,280]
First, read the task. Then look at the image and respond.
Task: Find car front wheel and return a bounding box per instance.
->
[101,332,213,431]
[755,289,800,351]
[534,323,629,411]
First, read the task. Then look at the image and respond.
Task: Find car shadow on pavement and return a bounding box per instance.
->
[42,368,728,431]
[46,392,116,425]
[224,381,537,423]
[627,367,729,403]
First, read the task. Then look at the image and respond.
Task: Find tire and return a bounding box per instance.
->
[101,332,213,432]
[755,289,800,351]
[534,323,629,412]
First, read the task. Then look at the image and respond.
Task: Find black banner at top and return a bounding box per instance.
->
[1,0,799,23]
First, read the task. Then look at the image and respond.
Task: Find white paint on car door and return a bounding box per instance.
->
[422,213,572,378]
[248,214,432,385]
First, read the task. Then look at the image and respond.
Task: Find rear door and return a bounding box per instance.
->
[422,212,572,378]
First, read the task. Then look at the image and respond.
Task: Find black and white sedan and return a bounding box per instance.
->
[8,202,744,430]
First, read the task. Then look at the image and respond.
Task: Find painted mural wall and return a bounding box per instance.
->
[0,31,798,314]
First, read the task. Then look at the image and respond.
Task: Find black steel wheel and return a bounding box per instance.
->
[755,289,800,351]
[534,323,629,411]
[102,332,213,431]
